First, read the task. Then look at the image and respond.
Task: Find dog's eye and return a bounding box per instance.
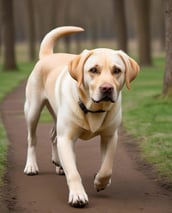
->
[89,67,99,74]
[113,67,121,75]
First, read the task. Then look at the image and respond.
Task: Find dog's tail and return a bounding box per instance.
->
[39,26,84,59]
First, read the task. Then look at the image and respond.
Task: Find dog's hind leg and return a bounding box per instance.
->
[50,126,64,175]
[24,97,44,175]
[45,102,65,175]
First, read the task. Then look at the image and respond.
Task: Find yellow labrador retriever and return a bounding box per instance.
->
[24,26,139,208]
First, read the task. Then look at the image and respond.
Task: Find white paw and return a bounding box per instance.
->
[55,166,65,175]
[52,160,65,175]
[51,145,58,165]
[69,187,88,208]
[94,174,111,192]
[24,147,39,175]
[24,162,39,175]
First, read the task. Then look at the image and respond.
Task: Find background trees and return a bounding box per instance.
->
[113,0,128,52]
[1,0,165,59]
[0,0,167,91]
[26,0,36,61]
[133,0,152,65]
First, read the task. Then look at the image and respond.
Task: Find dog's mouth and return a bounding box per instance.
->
[92,95,115,103]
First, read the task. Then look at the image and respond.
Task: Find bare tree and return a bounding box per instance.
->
[134,0,152,65]
[61,0,71,52]
[163,0,172,97]
[113,0,128,52]
[27,0,36,61]
[0,7,2,63]
[151,0,165,51]
[159,3,165,51]
[1,0,17,70]
[50,0,59,29]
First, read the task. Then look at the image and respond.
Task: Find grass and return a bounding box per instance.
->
[0,63,33,100]
[0,62,33,186]
[0,122,7,186]
[122,57,172,182]
[40,108,53,123]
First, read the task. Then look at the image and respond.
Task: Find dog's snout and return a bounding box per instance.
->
[100,83,113,94]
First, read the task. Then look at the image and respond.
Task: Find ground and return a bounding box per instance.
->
[0,81,172,213]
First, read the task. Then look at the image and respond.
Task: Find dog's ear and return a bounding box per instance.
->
[118,50,140,89]
[68,50,92,87]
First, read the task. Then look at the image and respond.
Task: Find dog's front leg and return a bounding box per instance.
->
[94,130,118,192]
[57,135,88,207]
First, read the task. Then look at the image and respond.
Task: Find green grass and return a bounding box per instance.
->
[0,122,7,186]
[0,63,34,101]
[122,57,172,182]
[40,108,53,123]
[0,63,33,186]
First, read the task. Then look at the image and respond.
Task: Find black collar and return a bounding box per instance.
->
[78,100,106,114]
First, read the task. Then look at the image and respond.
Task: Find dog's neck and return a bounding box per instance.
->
[78,99,106,114]
[78,98,114,133]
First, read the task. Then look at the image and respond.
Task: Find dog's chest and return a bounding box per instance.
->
[83,113,107,133]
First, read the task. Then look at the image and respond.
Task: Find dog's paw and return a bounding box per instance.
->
[52,161,65,175]
[69,190,88,208]
[24,163,39,175]
[94,174,111,192]
[55,166,65,175]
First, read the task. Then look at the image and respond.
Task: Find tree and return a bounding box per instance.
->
[63,0,71,52]
[1,0,17,70]
[151,0,165,51]
[27,0,36,61]
[0,9,2,61]
[163,0,172,97]
[134,0,152,65]
[113,0,128,52]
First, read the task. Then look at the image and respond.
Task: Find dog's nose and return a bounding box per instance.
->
[100,83,113,94]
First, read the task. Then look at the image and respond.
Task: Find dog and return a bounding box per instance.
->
[24,26,139,208]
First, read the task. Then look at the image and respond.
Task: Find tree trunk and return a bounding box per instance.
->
[0,13,2,61]
[1,0,17,70]
[27,0,36,61]
[159,0,165,51]
[163,0,172,97]
[134,0,152,66]
[63,0,71,52]
[113,0,128,52]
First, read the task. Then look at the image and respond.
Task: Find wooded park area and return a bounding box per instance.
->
[0,0,172,96]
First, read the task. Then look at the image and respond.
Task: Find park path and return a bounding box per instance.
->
[0,81,172,213]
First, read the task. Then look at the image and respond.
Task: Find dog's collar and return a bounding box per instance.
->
[78,99,106,114]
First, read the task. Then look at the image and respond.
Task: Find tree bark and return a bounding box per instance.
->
[27,0,36,61]
[163,0,172,97]
[1,0,17,70]
[134,0,152,66]
[63,0,71,52]
[113,0,128,52]
[159,0,165,51]
[0,11,2,61]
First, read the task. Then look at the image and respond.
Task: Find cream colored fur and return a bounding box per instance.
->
[24,26,139,208]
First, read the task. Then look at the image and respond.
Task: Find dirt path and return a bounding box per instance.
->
[0,81,172,213]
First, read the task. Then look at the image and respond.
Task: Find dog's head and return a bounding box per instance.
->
[69,48,139,103]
